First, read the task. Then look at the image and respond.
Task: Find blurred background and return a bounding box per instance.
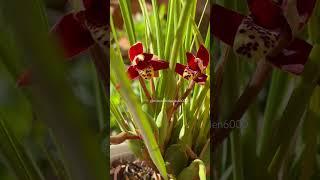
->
[0,0,107,179]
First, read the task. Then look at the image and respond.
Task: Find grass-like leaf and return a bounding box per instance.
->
[110,47,168,179]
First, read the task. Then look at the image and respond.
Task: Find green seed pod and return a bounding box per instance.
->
[164,144,188,176]
[156,100,168,148]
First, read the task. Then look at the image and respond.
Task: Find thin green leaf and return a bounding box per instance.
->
[119,0,137,44]
[110,47,167,179]
[0,114,44,180]
[151,0,163,57]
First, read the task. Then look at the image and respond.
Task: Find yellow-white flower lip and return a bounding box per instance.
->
[132,54,145,66]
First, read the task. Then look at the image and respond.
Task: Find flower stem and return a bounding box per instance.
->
[89,45,108,95]
[186,145,198,160]
[174,81,195,111]
[150,78,156,99]
[138,77,152,102]
[213,47,230,124]
[212,60,272,151]
[174,78,182,101]
[165,81,196,147]
[167,80,195,122]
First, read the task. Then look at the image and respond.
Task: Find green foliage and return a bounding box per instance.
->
[111,0,210,179]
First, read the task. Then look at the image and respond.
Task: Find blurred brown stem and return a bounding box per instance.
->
[150,78,156,99]
[89,45,109,94]
[213,47,230,124]
[139,77,152,102]
[186,145,198,160]
[165,80,196,147]
[212,60,272,151]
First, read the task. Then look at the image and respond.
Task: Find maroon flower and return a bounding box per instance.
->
[212,0,315,75]
[127,42,169,80]
[175,45,209,85]
[52,0,108,58]
[17,0,107,87]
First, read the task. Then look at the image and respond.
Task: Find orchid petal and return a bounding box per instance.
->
[129,42,143,61]
[197,44,209,67]
[281,0,316,34]
[211,4,244,46]
[150,60,169,71]
[83,0,95,9]
[186,52,198,71]
[81,0,108,26]
[175,63,187,76]
[127,66,139,79]
[52,13,94,58]
[268,38,312,74]
[194,74,207,84]
[297,0,316,17]
[143,53,154,62]
[248,0,284,29]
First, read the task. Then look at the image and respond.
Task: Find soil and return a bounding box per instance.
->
[110,159,163,180]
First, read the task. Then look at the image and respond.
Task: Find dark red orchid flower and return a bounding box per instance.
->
[175,45,209,85]
[17,0,107,87]
[127,42,169,80]
[53,0,108,58]
[212,0,315,75]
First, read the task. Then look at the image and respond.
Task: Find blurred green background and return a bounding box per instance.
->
[0,0,108,179]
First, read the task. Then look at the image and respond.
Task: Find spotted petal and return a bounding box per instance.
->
[52,13,95,58]
[129,42,143,61]
[233,16,281,61]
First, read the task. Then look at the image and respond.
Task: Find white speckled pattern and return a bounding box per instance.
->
[182,67,198,80]
[233,16,280,61]
[87,24,109,49]
[138,66,155,80]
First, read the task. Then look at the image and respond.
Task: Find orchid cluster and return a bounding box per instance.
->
[127,42,209,85]
[124,42,209,110]
[111,42,210,180]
